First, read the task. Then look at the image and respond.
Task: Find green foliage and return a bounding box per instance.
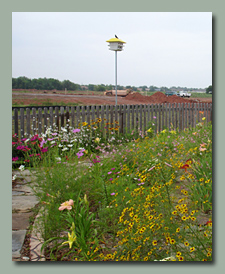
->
[206,85,212,94]
[14,116,212,261]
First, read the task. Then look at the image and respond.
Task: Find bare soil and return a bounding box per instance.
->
[12,91,212,106]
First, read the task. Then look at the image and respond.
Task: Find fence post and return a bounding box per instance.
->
[66,106,70,130]
[14,108,18,136]
[55,107,59,130]
[49,107,53,129]
[119,105,123,134]
[44,107,48,133]
[32,108,36,135]
[38,108,42,135]
[26,108,30,137]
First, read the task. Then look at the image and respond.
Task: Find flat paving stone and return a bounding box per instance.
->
[12,212,33,230]
[13,184,35,195]
[12,195,39,212]
[12,190,25,196]
[12,230,27,259]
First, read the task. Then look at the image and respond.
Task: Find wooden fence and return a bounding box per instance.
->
[12,103,212,138]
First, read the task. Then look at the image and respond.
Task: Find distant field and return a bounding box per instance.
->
[189,93,212,98]
[12,90,212,108]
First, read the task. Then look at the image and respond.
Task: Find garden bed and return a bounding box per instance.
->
[12,113,212,261]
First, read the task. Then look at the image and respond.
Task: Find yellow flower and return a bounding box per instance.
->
[202,117,206,121]
[190,247,195,252]
[62,230,77,249]
[95,137,100,143]
[152,240,157,246]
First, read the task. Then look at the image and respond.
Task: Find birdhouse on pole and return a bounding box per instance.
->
[106,37,126,51]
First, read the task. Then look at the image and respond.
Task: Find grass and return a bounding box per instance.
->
[12,117,212,261]
[189,93,212,98]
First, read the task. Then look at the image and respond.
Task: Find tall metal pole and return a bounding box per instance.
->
[115,50,117,106]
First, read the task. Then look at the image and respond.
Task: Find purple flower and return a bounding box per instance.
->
[109,178,113,181]
[110,192,115,196]
[51,133,58,136]
[73,128,81,133]
[12,157,18,162]
[111,168,115,170]
[153,116,157,119]
[41,147,48,153]
[93,159,101,163]
[76,149,85,159]
[47,138,54,141]
[108,171,112,175]
[16,145,24,150]
[30,135,38,141]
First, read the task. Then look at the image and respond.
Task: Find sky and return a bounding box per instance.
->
[12,12,212,89]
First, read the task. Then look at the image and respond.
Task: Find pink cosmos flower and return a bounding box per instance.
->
[165,162,172,167]
[40,139,47,148]
[72,128,80,133]
[58,199,74,211]
[76,149,85,158]
[110,192,115,196]
[148,166,155,171]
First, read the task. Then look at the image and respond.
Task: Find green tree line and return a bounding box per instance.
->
[12,76,122,92]
[12,76,212,93]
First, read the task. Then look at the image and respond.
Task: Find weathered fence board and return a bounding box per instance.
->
[12,103,212,138]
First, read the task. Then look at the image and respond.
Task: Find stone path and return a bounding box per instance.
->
[12,169,45,261]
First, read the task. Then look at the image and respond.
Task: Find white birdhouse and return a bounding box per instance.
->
[106,37,126,51]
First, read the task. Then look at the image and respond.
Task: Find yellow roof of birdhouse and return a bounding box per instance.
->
[106,38,126,43]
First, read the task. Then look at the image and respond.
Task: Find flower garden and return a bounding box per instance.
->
[12,115,212,261]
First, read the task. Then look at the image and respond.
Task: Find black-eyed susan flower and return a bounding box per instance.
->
[190,247,195,252]
[152,240,157,246]
[181,216,187,221]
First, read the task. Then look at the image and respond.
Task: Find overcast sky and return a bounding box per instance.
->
[12,12,212,89]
